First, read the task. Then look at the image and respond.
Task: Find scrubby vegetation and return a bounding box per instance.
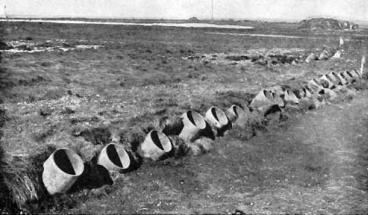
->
[0,20,368,213]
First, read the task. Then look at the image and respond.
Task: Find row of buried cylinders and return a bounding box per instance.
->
[43,57,365,195]
[250,59,365,112]
[42,105,241,195]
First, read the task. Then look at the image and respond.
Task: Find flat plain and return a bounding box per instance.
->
[1,20,368,213]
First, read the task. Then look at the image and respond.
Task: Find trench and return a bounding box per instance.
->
[63,91,368,214]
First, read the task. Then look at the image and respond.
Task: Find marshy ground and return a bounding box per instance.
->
[1,20,368,214]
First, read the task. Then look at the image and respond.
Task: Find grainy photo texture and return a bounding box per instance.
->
[0,0,368,214]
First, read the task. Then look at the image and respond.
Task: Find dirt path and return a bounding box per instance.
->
[67,91,368,214]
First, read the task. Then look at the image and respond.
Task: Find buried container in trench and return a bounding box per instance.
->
[340,70,354,84]
[250,88,284,112]
[327,72,343,86]
[42,148,84,195]
[139,130,172,161]
[283,89,300,105]
[332,71,348,85]
[349,69,361,79]
[318,74,335,89]
[307,79,323,93]
[179,110,207,142]
[299,87,312,99]
[205,106,229,130]
[97,143,131,172]
[226,104,244,123]
[249,89,274,111]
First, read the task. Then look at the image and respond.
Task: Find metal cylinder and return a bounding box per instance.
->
[179,110,206,142]
[226,105,242,123]
[205,106,229,130]
[42,148,84,195]
[97,143,131,172]
[139,130,172,161]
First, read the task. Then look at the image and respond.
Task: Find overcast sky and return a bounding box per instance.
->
[1,0,367,22]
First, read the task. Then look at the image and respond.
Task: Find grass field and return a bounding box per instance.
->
[1,20,368,213]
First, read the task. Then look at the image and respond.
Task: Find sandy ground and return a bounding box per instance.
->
[61,91,368,214]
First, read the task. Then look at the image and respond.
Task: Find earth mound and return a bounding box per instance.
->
[298,18,358,31]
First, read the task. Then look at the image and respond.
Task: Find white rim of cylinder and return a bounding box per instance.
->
[332,71,348,85]
[304,87,312,97]
[179,110,206,141]
[349,69,360,79]
[226,104,242,123]
[327,72,341,85]
[299,86,312,98]
[340,71,353,83]
[42,148,84,195]
[284,89,300,104]
[205,106,229,129]
[140,130,172,160]
[307,79,323,93]
[318,75,334,89]
[97,143,131,172]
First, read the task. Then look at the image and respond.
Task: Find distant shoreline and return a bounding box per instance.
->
[0,18,254,30]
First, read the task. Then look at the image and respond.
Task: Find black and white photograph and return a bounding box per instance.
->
[0,0,368,214]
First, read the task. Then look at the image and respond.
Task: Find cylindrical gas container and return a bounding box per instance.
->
[42,148,84,195]
[340,70,353,84]
[97,143,131,172]
[139,130,172,161]
[179,110,206,142]
[226,105,243,123]
[332,71,348,85]
[205,106,229,130]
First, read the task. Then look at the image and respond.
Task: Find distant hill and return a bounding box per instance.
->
[298,18,359,31]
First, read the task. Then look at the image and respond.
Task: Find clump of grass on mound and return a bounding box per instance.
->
[0,144,55,212]
[0,107,76,212]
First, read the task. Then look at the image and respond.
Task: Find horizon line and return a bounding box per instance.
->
[2,15,368,24]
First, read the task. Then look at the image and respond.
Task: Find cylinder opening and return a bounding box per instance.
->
[319,78,330,88]
[211,107,219,121]
[333,72,343,80]
[54,149,83,176]
[304,87,311,95]
[302,88,307,96]
[312,78,320,86]
[187,111,206,129]
[264,90,273,100]
[150,130,172,152]
[211,107,228,125]
[294,89,302,99]
[106,144,123,168]
[332,72,344,84]
[340,71,348,79]
[346,70,354,78]
[151,130,164,150]
[351,69,360,77]
[232,105,239,117]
